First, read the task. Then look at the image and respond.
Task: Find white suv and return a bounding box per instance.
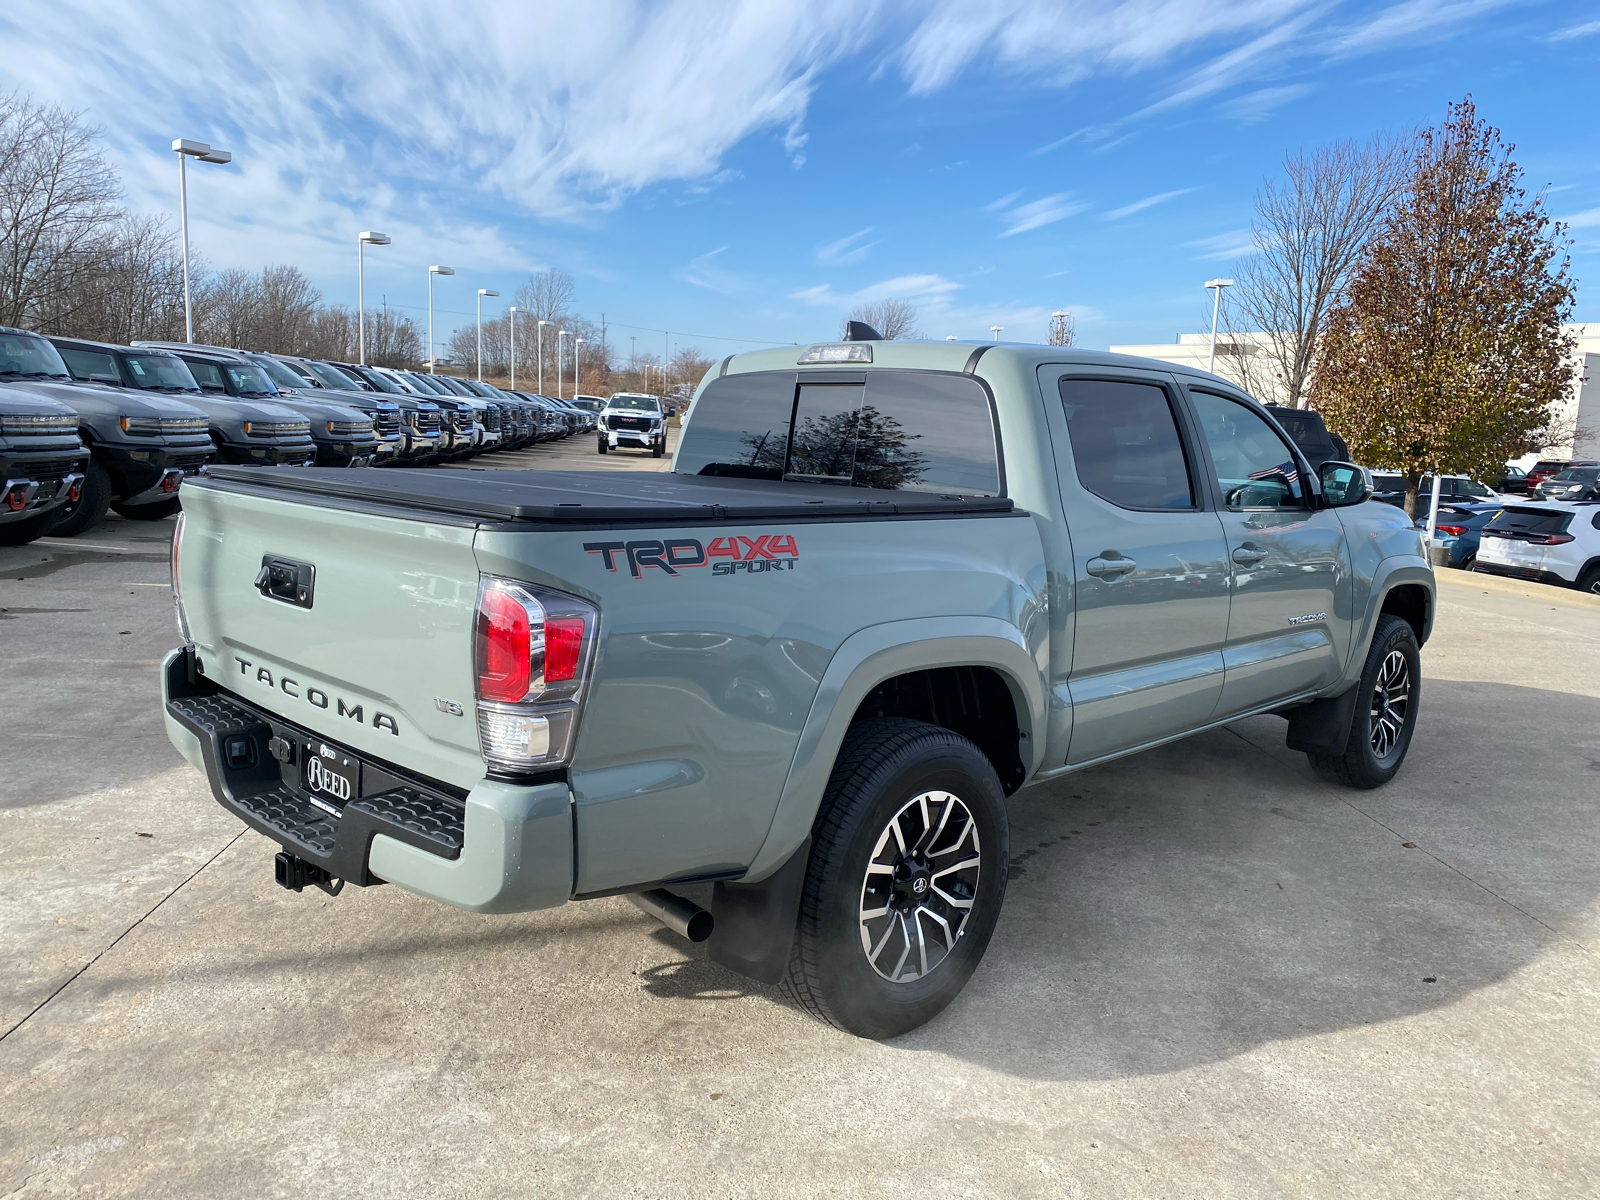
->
[597,392,666,457]
[1474,501,1600,593]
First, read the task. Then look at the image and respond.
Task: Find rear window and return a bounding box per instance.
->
[1486,508,1572,536]
[677,370,1001,496]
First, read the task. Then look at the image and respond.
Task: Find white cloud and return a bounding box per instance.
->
[1559,208,1600,229]
[679,246,748,293]
[817,228,880,266]
[1216,83,1314,123]
[995,193,1089,237]
[985,191,1024,212]
[1327,0,1515,57]
[791,273,962,310]
[1188,229,1258,260]
[1551,19,1600,39]
[1104,188,1196,220]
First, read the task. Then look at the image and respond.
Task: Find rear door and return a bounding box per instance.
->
[1183,385,1351,716]
[1043,367,1231,764]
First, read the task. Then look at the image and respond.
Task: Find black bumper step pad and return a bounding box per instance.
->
[167,690,465,886]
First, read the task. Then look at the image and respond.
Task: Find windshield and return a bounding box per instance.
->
[126,354,201,391]
[223,363,278,396]
[406,373,449,395]
[348,366,403,394]
[1554,468,1599,482]
[254,356,314,391]
[0,333,70,378]
[433,376,473,396]
[609,395,660,412]
[306,360,362,390]
[57,346,122,384]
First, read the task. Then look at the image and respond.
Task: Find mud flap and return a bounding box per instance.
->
[708,838,811,985]
[1284,681,1362,756]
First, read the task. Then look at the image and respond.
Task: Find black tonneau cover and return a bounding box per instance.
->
[194,466,1016,528]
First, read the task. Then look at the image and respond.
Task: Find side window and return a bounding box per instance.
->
[1058,378,1194,509]
[675,372,794,479]
[58,347,121,384]
[1190,391,1306,509]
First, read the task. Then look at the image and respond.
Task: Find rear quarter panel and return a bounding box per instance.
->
[473,513,1046,894]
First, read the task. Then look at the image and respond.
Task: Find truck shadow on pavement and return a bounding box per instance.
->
[888,682,1599,1080]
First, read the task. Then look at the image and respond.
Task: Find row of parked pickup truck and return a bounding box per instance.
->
[0,323,603,544]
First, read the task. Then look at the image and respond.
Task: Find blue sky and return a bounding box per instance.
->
[5,0,1598,359]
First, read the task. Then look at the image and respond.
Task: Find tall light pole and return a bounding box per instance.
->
[172,139,232,343]
[428,266,454,372]
[1205,277,1234,374]
[990,325,1003,342]
[476,288,499,381]
[508,307,519,390]
[356,232,390,365]
[537,320,551,394]
[574,338,585,397]
[557,329,569,399]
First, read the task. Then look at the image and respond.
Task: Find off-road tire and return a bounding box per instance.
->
[1308,614,1421,789]
[651,438,665,458]
[0,507,62,546]
[597,438,608,454]
[1577,565,1600,596]
[49,458,112,538]
[112,496,182,521]
[782,717,1009,1039]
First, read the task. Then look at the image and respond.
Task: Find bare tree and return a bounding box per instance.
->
[1048,310,1075,347]
[364,301,422,368]
[254,265,321,354]
[194,267,260,349]
[1228,133,1410,408]
[1312,98,1576,517]
[0,91,123,330]
[844,299,920,340]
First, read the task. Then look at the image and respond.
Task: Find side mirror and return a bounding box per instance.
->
[1319,461,1370,507]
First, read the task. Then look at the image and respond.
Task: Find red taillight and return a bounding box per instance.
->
[545,617,585,682]
[476,586,532,703]
[1435,524,1466,537]
[1544,533,1575,545]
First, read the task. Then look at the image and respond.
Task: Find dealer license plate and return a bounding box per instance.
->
[302,742,359,811]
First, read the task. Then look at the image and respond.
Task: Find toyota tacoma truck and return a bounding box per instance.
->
[162,336,1433,1038]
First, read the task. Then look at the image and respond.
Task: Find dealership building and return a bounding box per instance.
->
[1110,323,1600,462]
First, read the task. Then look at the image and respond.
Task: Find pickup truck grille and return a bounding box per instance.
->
[409,410,440,434]
[484,407,502,432]
[373,411,401,438]
[609,415,652,431]
[15,456,86,482]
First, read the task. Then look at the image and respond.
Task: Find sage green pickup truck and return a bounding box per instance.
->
[163,337,1432,1038]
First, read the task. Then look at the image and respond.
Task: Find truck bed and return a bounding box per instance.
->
[197,466,1015,528]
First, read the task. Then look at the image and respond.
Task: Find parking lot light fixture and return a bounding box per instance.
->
[427,266,454,372]
[990,326,1003,342]
[1204,278,1234,374]
[537,320,551,394]
[508,307,519,390]
[172,138,233,343]
[477,288,500,381]
[356,232,391,366]
[574,338,585,396]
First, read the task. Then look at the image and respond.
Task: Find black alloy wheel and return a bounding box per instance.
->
[1307,613,1421,789]
[783,717,1009,1039]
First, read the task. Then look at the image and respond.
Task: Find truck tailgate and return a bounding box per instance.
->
[176,481,486,790]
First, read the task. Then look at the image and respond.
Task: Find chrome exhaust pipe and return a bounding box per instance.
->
[628,888,714,943]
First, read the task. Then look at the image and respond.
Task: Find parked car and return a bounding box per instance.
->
[0,387,89,545]
[1475,501,1600,593]
[30,333,215,533]
[597,391,667,456]
[418,374,500,452]
[1414,503,1502,570]
[162,337,1432,1039]
[1493,464,1530,494]
[391,371,484,458]
[242,353,403,466]
[1260,404,1350,465]
[571,394,607,416]
[1535,464,1600,502]
[546,395,595,433]
[329,363,443,462]
[121,344,318,470]
[133,345,388,469]
[508,391,565,442]
[1372,473,1505,508]
[1525,459,1577,492]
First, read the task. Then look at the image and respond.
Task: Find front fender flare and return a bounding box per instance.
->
[741,616,1046,881]
[1341,558,1435,688]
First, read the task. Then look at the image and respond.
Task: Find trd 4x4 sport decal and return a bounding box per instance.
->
[584,534,799,579]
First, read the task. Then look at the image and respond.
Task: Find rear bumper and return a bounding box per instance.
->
[161,648,572,912]
[1472,561,1576,587]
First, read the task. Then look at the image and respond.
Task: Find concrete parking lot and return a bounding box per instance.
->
[2,446,1597,1197]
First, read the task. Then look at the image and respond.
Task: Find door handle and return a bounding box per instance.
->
[1231,544,1267,566]
[1086,554,1137,580]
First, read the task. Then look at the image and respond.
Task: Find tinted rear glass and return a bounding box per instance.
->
[1487,508,1572,536]
[676,370,1001,495]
